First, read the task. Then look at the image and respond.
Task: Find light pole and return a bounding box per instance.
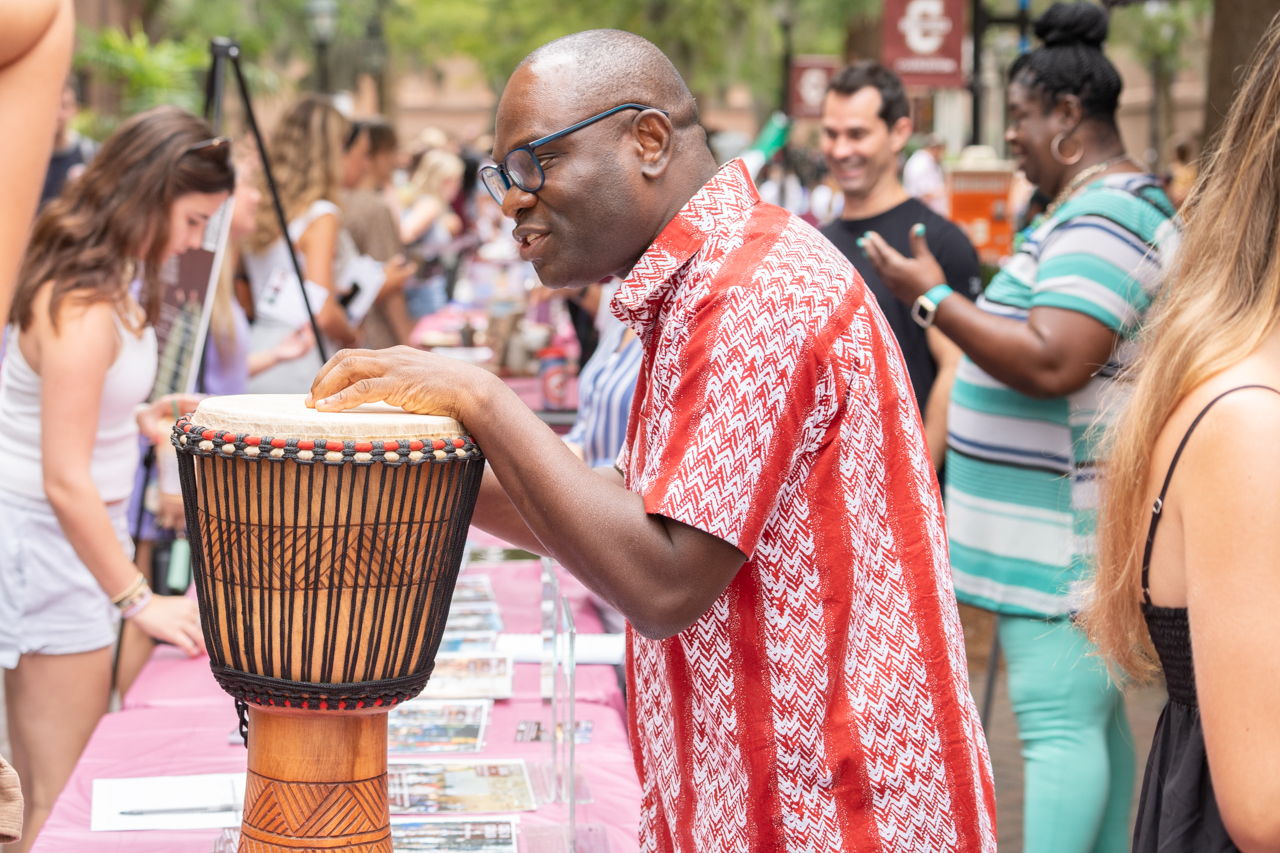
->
[776,0,795,116]
[364,1,388,113]
[307,0,338,94]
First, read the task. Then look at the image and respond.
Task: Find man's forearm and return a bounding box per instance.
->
[472,466,551,556]
[462,373,742,638]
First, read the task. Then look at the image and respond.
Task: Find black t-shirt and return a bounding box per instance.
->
[822,198,982,410]
[41,145,88,208]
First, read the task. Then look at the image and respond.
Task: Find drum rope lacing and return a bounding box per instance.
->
[172,418,485,719]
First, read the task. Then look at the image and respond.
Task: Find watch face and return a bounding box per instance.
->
[912,298,934,328]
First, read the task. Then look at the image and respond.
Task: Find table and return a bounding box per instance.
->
[32,553,639,852]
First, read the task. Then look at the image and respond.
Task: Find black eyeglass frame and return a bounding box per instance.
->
[479,103,669,205]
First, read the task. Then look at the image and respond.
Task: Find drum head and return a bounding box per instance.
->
[191,394,466,440]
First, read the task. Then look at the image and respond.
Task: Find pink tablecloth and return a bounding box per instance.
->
[34,698,639,853]
[34,552,637,852]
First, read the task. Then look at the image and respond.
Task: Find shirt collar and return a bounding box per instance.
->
[612,158,760,336]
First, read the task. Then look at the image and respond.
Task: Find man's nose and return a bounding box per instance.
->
[827,137,857,162]
[501,185,537,219]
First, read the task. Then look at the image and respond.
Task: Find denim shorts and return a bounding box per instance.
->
[0,489,131,667]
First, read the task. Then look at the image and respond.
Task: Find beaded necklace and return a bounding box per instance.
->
[1045,154,1143,219]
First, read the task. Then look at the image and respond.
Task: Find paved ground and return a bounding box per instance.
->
[959,603,1167,852]
[0,607,1168,851]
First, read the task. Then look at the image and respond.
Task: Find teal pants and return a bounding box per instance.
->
[998,614,1134,853]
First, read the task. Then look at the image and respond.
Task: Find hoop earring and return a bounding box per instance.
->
[1051,132,1084,166]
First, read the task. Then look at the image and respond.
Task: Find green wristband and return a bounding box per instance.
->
[922,284,954,307]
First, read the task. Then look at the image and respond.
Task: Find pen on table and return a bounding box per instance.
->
[119,805,236,816]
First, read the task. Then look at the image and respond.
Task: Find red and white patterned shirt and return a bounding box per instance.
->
[614,160,996,852]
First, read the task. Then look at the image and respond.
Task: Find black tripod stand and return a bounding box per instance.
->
[203,37,328,363]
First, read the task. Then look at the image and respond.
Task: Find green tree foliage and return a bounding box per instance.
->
[74,26,206,134]
[1110,0,1210,80]
[78,0,878,130]
[388,0,877,105]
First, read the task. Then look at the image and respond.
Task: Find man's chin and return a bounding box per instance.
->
[531,262,606,291]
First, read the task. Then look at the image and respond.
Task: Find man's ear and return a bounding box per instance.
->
[889,116,913,155]
[634,110,675,179]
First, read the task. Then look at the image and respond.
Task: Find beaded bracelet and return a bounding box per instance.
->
[113,573,153,618]
[121,587,153,620]
[111,573,147,606]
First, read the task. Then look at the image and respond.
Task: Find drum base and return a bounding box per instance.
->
[239,706,391,852]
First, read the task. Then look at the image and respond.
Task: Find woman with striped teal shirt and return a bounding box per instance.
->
[862,5,1179,852]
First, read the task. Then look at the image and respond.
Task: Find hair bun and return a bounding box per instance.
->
[1034,2,1109,49]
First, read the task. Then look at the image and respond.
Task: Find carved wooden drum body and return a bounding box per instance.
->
[173,395,484,852]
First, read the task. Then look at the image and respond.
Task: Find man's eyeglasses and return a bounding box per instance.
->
[479,103,669,206]
[184,136,232,166]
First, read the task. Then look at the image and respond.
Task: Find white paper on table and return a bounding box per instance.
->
[91,772,245,831]
[495,632,625,666]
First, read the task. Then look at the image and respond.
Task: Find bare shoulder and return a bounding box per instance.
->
[1170,360,1280,478]
[44,292,121,350]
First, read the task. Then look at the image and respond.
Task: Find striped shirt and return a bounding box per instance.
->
[947,173,1179,616]
[616,159,995,852]
[564,320,642,468]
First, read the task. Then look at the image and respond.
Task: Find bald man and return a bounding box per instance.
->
[308,30,996,852]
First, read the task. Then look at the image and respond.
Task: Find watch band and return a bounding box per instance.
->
[912,284,954,329]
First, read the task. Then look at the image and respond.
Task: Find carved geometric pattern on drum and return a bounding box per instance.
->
[236,838,391,853]
[840,309,960,851]
[242,771,389,845]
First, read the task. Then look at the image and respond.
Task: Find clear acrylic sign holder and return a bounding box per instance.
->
[525,562,607,853]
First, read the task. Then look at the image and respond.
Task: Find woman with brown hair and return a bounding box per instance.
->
[1087,15,1280,853]
[243,95,361,391]
[0,105,231,851]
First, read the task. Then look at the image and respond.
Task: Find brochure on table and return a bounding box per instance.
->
[389,699,492,754]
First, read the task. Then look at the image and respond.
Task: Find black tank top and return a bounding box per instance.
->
[1133,384,1280,853]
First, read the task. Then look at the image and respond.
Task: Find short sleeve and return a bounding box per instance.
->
[634,291,831,559]
[1032,215,1157,333]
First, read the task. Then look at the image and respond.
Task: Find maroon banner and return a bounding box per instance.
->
[881,0,966,89]
[788,55,843,119]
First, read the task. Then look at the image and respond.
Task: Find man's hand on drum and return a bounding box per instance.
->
[307,346,471,421]
[130,594,206,657]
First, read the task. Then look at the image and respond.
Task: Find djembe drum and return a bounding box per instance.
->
[172,395,484,852]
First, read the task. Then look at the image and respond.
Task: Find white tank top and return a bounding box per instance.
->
[0,311,158,503]
[242,199,353,326]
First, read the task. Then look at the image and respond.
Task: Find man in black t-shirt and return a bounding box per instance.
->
[818,62,981,470]
[40,82,96,208]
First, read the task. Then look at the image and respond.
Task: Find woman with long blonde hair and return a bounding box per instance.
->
[243,95,359,391]
[1087,15,1280,852]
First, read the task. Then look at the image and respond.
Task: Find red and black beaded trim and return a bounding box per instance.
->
[170,416,481,465]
